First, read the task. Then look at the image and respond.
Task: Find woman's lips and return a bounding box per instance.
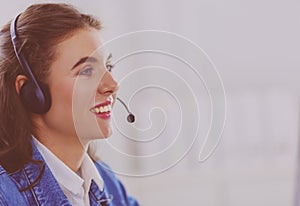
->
[90,100,112,120]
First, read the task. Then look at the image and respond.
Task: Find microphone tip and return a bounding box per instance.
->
[127,113,135,123]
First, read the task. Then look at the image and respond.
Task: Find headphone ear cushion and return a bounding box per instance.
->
[19,81,51,114]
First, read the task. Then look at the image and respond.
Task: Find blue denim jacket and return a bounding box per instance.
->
[0,143,140,206]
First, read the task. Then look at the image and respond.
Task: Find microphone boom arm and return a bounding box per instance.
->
[116,97,135,123]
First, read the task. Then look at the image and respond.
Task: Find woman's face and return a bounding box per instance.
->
[39,28,118,144]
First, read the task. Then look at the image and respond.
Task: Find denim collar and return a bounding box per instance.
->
[7,140,110,206]
[8,141,72,206]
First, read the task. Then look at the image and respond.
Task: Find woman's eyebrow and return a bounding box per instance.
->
[71,56,98,70]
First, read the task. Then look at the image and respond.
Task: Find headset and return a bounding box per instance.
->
[10,14,51,114]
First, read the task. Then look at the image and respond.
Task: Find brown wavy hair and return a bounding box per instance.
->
[0,3,101,176]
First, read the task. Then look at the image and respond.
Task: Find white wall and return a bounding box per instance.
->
[1,0,299,205]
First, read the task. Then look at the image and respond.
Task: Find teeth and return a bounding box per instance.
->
[93,104,111,114]
[99,107,103,113]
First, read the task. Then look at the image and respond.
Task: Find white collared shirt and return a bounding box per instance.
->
[32,137,104,206]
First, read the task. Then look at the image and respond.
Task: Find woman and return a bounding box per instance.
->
[0,3,139,206]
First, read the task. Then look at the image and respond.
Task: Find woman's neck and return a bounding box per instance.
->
[33,129,86,173]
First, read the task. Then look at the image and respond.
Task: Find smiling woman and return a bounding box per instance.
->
[0,3,139,206]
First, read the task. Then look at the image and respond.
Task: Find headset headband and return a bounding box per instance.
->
[10,13,50,113]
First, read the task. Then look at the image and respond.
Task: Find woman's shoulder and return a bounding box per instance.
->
[94,161,119,184]
[0,165,25,205]
[94,161,140,206]
[0,164,15,190]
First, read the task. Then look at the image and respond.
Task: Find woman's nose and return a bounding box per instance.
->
[97,71,118,96]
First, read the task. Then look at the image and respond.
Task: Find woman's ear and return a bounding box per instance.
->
[15,75,28,95]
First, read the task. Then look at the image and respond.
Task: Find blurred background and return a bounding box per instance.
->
[1,0,300,205]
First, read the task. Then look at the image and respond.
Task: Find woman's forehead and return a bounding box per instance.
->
[54,29,104,67]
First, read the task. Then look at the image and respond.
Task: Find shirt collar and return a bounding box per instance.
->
[32,137,83,195]
[32,137,103,196]
[81,151,104,194]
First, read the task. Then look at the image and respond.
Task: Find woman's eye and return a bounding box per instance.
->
[78,67,94,76]
[105,53,114,72]
[106,64,114,72]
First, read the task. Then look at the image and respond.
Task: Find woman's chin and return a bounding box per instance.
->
[99,127,112,139]
[74,126,112,145]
